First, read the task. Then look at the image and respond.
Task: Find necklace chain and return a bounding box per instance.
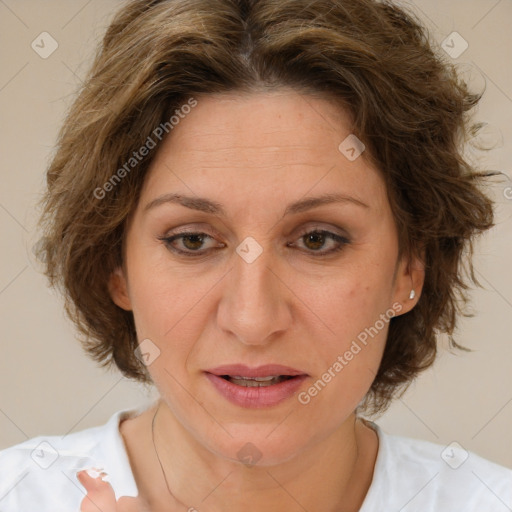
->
[151,402,367,511]
[151,402,179,504]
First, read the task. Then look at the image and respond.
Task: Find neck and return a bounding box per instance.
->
[136,399,378,512]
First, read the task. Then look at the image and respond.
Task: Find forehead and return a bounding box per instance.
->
[162,89,353,162]
[138,89,387,212]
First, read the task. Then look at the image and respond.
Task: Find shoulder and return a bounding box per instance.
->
[361,423,512,512]
[0,403,150,511]
[0,422,106,510]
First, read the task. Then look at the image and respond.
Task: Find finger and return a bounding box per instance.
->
[77,469,117,512]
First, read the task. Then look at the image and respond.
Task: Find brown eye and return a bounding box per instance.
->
[158,232,222,255]
[292,230,350,256]
[180,234,207,251]
[303,232,327,250]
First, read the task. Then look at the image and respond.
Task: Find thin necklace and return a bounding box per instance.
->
[151,402,180,505]
[151,404,364,511]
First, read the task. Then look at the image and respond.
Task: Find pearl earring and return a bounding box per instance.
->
[409,289,416,300]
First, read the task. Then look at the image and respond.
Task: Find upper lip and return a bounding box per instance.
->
[205,364,307,378]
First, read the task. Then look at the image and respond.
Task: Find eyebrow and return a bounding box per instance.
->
[143,192,369,217]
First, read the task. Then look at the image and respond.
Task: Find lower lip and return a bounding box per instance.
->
[205,373,308,408]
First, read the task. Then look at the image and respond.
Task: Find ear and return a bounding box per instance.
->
[391,250,425,316]
[108,266,132,311]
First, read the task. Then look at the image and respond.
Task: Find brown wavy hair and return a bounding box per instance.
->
[35,0,495,414]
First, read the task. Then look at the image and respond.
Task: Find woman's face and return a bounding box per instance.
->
[110,89,421,465]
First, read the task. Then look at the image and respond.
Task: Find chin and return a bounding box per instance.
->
[221,435,307,468]
[199,419,329,469]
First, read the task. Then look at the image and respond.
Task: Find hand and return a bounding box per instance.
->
[77,469,141,512]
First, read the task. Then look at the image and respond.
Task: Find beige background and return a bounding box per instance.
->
[0,0,511,469]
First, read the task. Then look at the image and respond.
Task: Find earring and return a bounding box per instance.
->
[409,289,416,300]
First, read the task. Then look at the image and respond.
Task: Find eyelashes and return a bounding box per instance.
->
[159,232,218,255]
[158,229,350,258]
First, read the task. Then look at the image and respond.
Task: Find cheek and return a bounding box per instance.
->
[296,277,390,422]
[126,241,194,334]
[301,262,394,347]
[294,259,394,404]
[127,261,216,373]
[128,275,170,339]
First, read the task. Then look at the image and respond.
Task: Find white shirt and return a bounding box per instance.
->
[1,400,511,511]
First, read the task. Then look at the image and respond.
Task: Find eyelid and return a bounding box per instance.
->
[161,222,349,243]
[164,223,224,239]
[158,222,351,258]
[158,231,222,255]
[294,222,349,238]
[288,228,350,255]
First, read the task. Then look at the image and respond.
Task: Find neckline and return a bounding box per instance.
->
[356,419,387,511]
[107,403,388,506]
[100,399,159,499]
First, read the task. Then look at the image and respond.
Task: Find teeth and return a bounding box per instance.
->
[226,375,289,387]
[231,375,278,381]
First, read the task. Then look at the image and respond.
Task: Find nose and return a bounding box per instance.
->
[216,240,293,347]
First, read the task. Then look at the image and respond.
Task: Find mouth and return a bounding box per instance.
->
[219,375,295,387]
[204,364,308,408]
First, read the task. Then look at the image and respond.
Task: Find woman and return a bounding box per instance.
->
[0,0,510,510]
